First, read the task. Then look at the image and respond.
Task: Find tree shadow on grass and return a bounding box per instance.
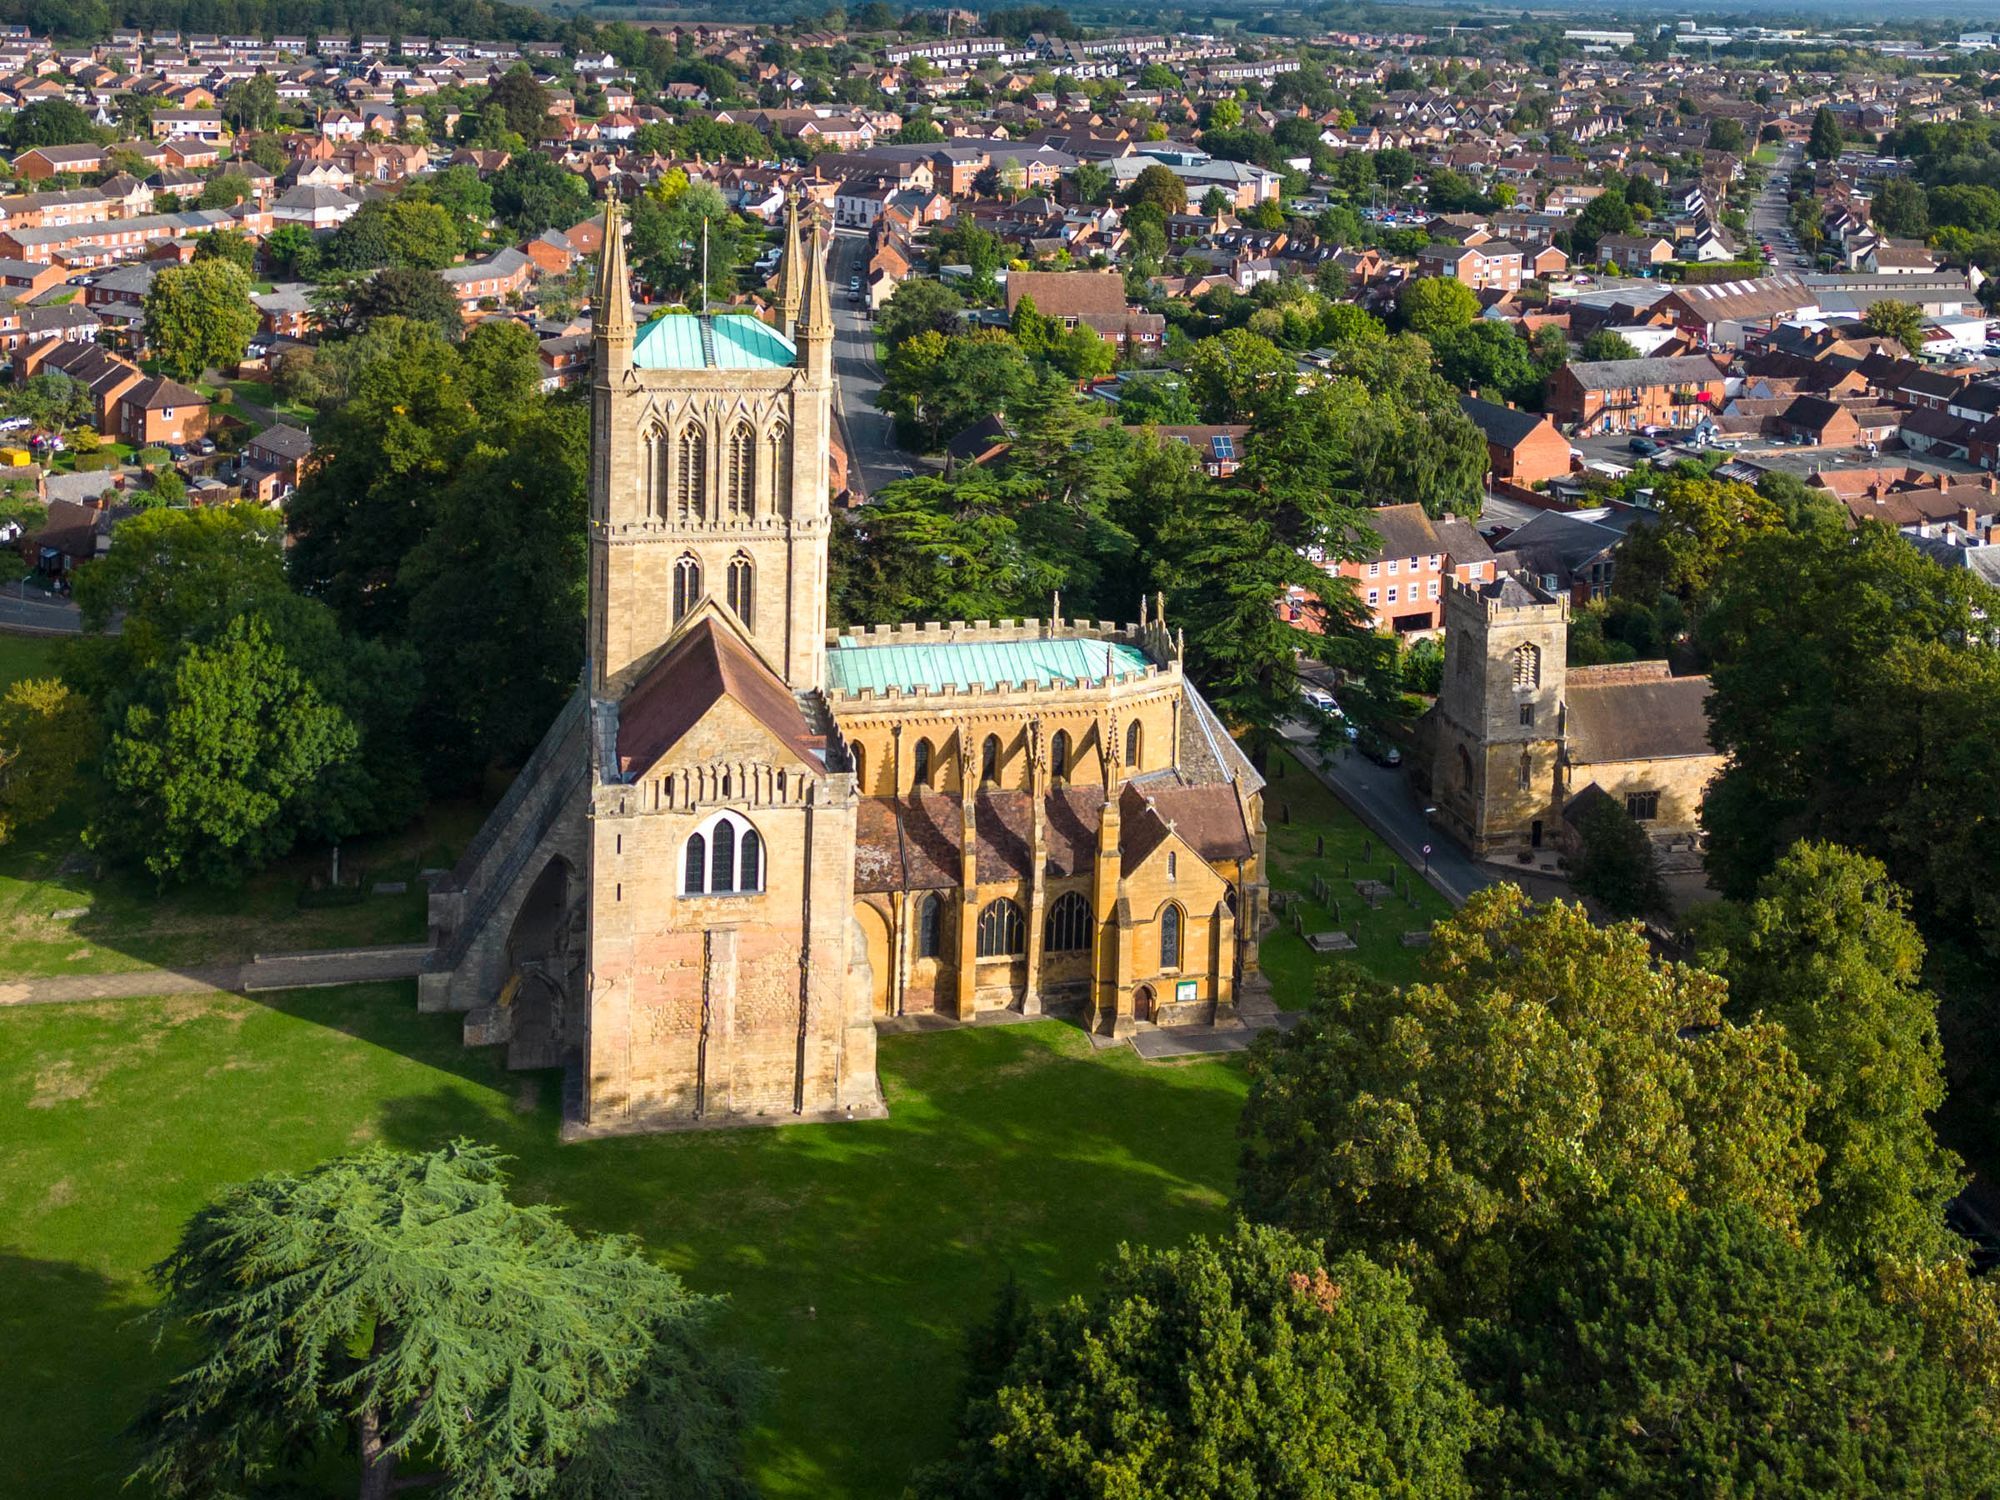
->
[243,980,519,1096]
[0,1254,158,1500]
[367,1023,1251,1499]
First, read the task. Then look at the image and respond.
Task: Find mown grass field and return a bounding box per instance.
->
[0,987,1249,1499]
[0,732,1452,1497]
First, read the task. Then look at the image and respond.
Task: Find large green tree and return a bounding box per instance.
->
[1397,276,1479,341]
[1702,842,1963,1264]
[1566,793,1668,919]
[142,258,258,381]
[1470,1202,1997,1497]
[288,320,521,634]
[627,179,751,306]
[484,63,553,140]
[1123,161,1189,217]
[406,163,495,256]
[5,97,94,148]
[70,507,420,882]
[92,615,361,885]
[1863,298,1926,352]
[400,397,589,770]
[0,677,94,843]
[1809,104,1845,162]
[877,276,964,351]
[1613,468,1786,604]
[918,1222,1488,1500]
[132,1142,760,1500]
[1239,886,1821,1311]
[322,266,465,340]
[489,152,591,234]
[876,328,1030,451]
[323,197,460,272]
[1697,518,2000,948]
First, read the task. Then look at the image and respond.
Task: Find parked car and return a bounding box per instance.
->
[1355,728,1403,768]
[194,437,216,455]
[165,443,188,460]
[1628,436,1659,456]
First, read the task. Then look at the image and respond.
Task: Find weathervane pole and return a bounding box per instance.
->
[702,217,710,315]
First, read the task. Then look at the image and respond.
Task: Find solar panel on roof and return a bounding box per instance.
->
[1211,435,1235,459]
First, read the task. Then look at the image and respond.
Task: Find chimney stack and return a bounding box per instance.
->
[1961,506,1980,531]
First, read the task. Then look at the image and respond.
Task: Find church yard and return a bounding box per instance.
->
[1257,746,1457,998]
[0,982,1248,1500]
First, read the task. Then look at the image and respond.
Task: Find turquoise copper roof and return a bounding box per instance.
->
[827,636,1153,695]
[632,312,797,371]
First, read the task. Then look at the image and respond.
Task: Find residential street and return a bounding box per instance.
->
[826,229,914,502]
[1750,144,1802,254]
[0,582,81,634]
[1279,719,1490,904]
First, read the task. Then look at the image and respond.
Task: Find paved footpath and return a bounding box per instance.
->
[0,944,432,1008]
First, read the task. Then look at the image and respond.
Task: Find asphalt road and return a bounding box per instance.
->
[1750,145,1802,259]
[826,230,916,502]
[0,583,81,634]
[1279,718,1489,904]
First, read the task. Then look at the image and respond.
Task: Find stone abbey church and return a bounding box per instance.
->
[422,200,1268,1135]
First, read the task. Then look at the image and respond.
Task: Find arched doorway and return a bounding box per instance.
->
[503,855,580,1070]
[1133,983,1155,1023]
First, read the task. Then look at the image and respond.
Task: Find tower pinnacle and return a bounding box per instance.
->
[595,183,633,350]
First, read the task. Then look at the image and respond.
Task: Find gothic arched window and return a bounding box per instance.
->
[1513,642,1541,690]
[1126,719,1142,769]
[917,893,942,958]
[642,424,666,518]
[981,734,1000,786]
[976,898,1025,958]
[1044,890,1091,952]
[676,424,706,524]
[726,420,755,519]
[1050,729,1070,785]
[912,737,932,789]
[680,812,764,896]
[851,743,866,793]
[726,553,754,630]
[672,554,702,623]
[1159,903,1183,970]
[766,422,791,514]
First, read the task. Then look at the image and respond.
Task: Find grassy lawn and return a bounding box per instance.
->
[1258,747,1457,1003]
[0,630,62,693]
[225,378,316,424]
[0,799,484,978]
[0,985,1247,1499]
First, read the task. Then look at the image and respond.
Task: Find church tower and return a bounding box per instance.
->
[1432,576,1567,857]
[588,190,834,695]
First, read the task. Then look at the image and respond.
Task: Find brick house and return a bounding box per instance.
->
[1319,503,1449,634]
[11,143,108,181]
[1546,355,1728,435]
[1002,270,1165,353]
[1415,239,1524,291]
[118,376,211,446]
[1595,234,1678,273]
[1775,394,1862,447]
[238,421,315,501]
[1459,395,1573,487]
